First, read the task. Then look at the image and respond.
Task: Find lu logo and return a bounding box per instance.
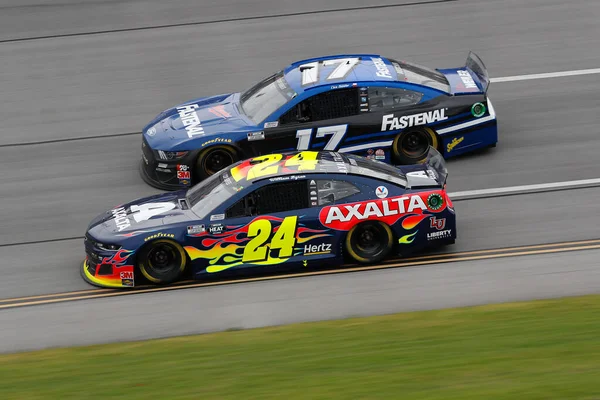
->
[430,216,446,230]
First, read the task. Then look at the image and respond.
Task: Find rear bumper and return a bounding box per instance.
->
[439,97,498,158]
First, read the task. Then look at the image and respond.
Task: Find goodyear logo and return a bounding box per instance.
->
[201,137,233,147]
[144,233,175,241]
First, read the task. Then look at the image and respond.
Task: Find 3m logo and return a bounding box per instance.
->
[430,216,446,230]
[120,271,134,280]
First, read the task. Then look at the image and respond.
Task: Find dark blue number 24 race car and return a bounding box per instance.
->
[139,52,497,190]
[84,148,456,288]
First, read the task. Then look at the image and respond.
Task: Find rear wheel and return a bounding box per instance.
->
[345,221,394,264]
[137,239,187,284]
[392,127,438,164]
[195,146,238,182]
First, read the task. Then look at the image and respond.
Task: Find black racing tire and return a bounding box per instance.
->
[137,239,187,284]
[195,145,238,182]
[345,221,394,264]
[392,127,439,164]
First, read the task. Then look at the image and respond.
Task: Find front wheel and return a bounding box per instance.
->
[345,221,394,264]
[137,239,187,284]
[392,127,438,164]
[195,146,238,182]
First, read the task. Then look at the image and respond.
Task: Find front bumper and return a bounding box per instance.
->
[140,136,193,191]
[81,258,135,289]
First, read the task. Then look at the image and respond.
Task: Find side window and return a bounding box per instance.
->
[367,87,423,112]
[225,180,309,218]
[314,180,361,206]
[279,88,359,125]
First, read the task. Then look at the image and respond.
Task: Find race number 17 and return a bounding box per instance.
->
[296,124,348,151]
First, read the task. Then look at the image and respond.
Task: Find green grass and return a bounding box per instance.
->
[2,295,600,400]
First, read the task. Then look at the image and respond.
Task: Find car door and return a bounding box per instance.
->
[187,178,340,278]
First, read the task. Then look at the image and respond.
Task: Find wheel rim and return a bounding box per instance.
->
[400,130,430,159]
[147,243,180,273]
[351,223,387,257]
[204,149,235,175]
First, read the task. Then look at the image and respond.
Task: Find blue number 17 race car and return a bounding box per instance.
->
[139,51,497,190]
[83,147,456,289]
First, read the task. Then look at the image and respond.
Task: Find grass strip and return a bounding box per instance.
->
[1,294,600,399]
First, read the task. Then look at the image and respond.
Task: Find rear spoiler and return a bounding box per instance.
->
[465,51,490,94]
[405,147,448,189]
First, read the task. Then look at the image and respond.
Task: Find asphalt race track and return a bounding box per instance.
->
[1,0,599,352]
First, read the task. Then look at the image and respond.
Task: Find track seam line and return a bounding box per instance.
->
[0,0,456,44]
[1,241,599,310]
[4,239,599,304]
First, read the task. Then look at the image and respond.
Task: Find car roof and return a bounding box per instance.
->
[228,151,408,186]
[282,54,401,95]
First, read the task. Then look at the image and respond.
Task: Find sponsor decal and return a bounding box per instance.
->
[407,170,437,180]
[427,229,452,240]
[210,213,225,221]
[381,109,448,131]
[371,57,392,79]
[177,164,191,180]
[303,260,308,266]
[142,153,149,165]
[247,131,265,141]
[427,193,444,210]
[446,136,464,152]
[264,121,279,129]
[121,278,134,287]
[361,96,367,102]
[366,148,374,160]
[158,163,168,168]
[177,104,205,138]
[120,271,134,280]
[375,149,385,160]
[457,70,478,89]
[201,137,232,147]
[375,186,388,198]
[147,126,156,137]
[144,232,175,242]
[187,225,205,235]
[177,170,191,179]
[207,105,231,119]
[156,167,171,173]
[112,207,131,232]
[208,224,225,234]
[429,216,446,230]
[303,243,332,255]
[320,194,431,230]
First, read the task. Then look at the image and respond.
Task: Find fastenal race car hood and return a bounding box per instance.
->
[143,93,252,151]
[87,190,194,240]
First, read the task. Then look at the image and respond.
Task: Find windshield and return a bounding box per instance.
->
[389,59,451,93]
[239,71,297,124]
[186,166,244,219]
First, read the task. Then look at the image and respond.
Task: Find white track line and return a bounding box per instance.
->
[448,178,600,201]
[491,68,600,83]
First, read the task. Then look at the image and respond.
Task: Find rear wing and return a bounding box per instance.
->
[405,147,448,189]
[465,51,490,94]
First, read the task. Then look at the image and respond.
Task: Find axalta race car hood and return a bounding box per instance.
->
[142,93,253,151]
[86,190,194,241]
